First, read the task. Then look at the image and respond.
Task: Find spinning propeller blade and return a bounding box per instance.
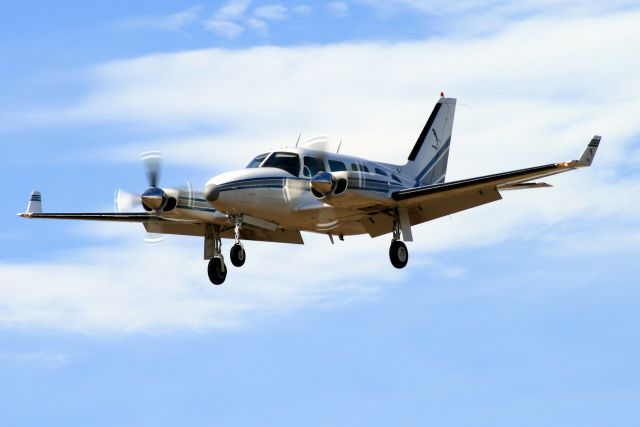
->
[141,151,162,188]
[114,189,140,213]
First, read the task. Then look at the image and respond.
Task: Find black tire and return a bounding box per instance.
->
[389,240,409,269]
[208,257,227,285]
[230,244,246,267]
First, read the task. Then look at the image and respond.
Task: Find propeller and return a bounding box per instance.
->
[299,136,349,200]
[142,151,162,188]
[114,189,140,213]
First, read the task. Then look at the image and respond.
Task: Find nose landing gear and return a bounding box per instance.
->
[204,217,248,285]
[230,244,246,267]
[229,215,246,268]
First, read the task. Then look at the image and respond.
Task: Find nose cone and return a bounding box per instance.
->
[204,183,219,203]
[311,171,336,195]
[141,187,166,210]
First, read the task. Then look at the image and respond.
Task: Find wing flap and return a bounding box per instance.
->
[144,220,304,244]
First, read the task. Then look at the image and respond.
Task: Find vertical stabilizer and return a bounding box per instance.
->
[401,97,456,186]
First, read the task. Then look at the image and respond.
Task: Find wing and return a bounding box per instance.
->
[361,136,600,237]
[18,208,304,245]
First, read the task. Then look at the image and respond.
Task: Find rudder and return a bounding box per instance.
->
[401,97,456,186]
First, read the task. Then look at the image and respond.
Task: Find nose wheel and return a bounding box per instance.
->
[230,243,246,267]
[229,215,247,268]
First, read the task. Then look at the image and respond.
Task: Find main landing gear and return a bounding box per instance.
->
[389,213,410,269]
[204,217,247,285]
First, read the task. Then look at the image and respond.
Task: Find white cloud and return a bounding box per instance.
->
[328,1,349,17]
[204,0,252,38]
[204,20,244,39]
[215,0,252,20]
[9,11,640,333]
[0,228,397,334]
[115,7,201,31]
[254,4,289,21]
[246,18,269,37]
[359,0,637,17]
[0,351,68,368]
[358,0,640,36]
[292,4,313,15]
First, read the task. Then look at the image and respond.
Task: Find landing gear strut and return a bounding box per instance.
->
[205,224,227,285]
[389,216,409,269]
[229,215,246,267]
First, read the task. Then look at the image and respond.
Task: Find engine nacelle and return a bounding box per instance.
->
[141,187,177,212]
[310,172,348,199]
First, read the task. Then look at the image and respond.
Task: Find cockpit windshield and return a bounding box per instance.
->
[246,153,269,168]
[260,152,301,176]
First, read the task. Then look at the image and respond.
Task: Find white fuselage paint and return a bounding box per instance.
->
[192,147,412,236]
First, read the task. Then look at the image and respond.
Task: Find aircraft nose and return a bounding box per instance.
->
[204,183,219,203]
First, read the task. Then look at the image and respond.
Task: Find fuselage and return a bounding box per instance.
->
[202,147,413,235]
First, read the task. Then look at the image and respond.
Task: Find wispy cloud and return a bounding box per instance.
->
[246,18,269,37]
[0,351,68,368]
[254,4,289,21]
[115,7,202,31]
[328,1,350,17]
[292,4,313,15]
[204,19,245,39]
[204,0,252,39]
[358,0,640,35]
[215,0,252,20]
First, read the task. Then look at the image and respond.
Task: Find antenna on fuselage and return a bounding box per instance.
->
[337,139,342,154]
[295,133,302,148]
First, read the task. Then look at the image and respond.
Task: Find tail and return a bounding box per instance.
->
[400,97,456,186]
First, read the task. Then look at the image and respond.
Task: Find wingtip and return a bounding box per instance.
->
[576,135,601,167]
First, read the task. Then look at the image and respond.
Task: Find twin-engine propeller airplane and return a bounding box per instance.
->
[19,95,600,285]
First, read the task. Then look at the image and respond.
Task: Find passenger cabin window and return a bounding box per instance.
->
[261,152,301,176]
[328,160,347,172]
[375,168,388,176]
[351,163,370,173]
[391,174,402,183]
[303,156,326,177]
[246,153,268,168]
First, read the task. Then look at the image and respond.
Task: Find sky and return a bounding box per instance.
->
[1,0,640,425]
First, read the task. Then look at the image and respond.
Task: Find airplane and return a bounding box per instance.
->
[18,95,601,285]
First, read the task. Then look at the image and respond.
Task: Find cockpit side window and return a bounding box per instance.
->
[246,153,269,168]
[261,152,301,176]
[303,156,326,177]
[328,160,347,172]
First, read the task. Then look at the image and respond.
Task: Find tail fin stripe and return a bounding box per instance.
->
[408,103,442,161]
[414,137,451,182]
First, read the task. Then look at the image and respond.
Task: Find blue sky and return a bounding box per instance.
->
[2,1,640,426]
